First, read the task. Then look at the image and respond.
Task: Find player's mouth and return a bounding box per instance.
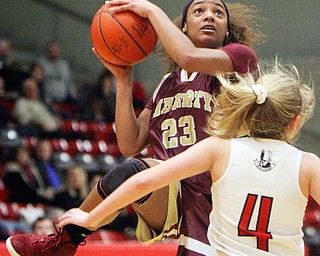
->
[200,25,216,32]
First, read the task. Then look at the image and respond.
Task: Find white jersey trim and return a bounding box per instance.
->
[179,235,217,256]
[152,73,171,102]
[152,69,198,103]
[180,69,198,82]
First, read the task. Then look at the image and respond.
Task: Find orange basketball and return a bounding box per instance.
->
[91,4,158,66]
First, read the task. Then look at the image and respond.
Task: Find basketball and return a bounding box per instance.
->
[91,4,158,66]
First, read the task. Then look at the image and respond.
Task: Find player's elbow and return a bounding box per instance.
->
[175,52,198,72]
[118,140,147,158]
[133,175,154,194]
[118,146,141,158]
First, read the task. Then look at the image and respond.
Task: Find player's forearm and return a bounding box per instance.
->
[146,5,196,69]
[115,79,137,140]
[114,78,148,156]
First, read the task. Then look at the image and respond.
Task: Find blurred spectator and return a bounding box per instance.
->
[38,40,76,104]
[88,173,103,191]
[0,39,10,70]
[53,165,89,210]
[79,71,147,122]
[27,62,45,101]
[0,228,10,241]
[32,216,55,235]
[0,77,14,128]
[13,77,84,139]
[0,103,15,129]
[0,73,6,96]
[46,207,65,222]
[0,39,27,95]
[0,219,30,240]
[79,69,116,122]
[2,146,54,204]
[13,77,61,137]
[0,39,11,91]
[33,138,62,191]
[132,80,147,110]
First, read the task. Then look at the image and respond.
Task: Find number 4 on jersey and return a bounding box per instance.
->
[238,194,273,252]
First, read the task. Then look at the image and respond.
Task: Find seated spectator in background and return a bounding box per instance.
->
[32,216,55,236]
[13,77,61,137]
[0,102,14,129]
[88,173,103,191]
[132,80,147,110]
[0,219,30,241]
[33,138,62,191]
[0,39,10,70]
[79,70,146,122]
[53,165,89,211]
[79,69,116,122]
[2,146,54,204]
[0,39,26,95]
[0,75,6,96]
[13,77,84,139]
[0,77,14,128]
[27,62,45,101]
[0,39,11,91]
[38,40,77,104]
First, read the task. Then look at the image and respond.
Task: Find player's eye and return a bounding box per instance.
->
[215,10,223,16]
[194,8,203,14]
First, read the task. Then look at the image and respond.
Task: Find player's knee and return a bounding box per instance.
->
[97,158,149,198]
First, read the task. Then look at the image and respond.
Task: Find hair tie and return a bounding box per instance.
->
[252,84,268,104]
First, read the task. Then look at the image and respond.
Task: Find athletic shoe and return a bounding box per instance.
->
[6,224,79,256]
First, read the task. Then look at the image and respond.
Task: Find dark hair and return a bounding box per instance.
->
[181,0,230,32]
[158,2,266,72]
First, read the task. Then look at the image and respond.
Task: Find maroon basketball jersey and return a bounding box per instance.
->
[146,43,258,194]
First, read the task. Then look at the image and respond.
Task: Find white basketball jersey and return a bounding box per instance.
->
[208,137,308,256]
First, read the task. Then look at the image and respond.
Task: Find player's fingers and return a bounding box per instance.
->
[58,215,70,228]
[105,0,129,5]
[58,218,71,228]
[105,0,132,12]
[92,47,101,59]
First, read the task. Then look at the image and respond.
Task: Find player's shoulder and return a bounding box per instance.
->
[222,43,256,58]
[222,42,253,51]
[301,151,320,168]
[201,136,230,151]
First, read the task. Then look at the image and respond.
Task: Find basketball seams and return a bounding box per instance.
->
[98,11,131,65]
[104,10,148,57]
[91,4,157,66]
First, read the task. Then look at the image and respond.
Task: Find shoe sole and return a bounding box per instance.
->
[6,237,21,256]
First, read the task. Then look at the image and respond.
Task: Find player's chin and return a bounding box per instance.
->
[196,36,223,49]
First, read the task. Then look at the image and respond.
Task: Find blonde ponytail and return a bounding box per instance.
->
[206,61,315,144]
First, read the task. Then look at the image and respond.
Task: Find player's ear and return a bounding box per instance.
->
[182,23,187,33]
[288,115,301,130]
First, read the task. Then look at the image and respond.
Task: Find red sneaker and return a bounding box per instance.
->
[6,224,79,256]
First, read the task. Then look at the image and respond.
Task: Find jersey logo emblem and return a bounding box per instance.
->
[254,149,276,172]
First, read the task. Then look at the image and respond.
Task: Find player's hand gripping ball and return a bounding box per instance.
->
[91,4,158,66]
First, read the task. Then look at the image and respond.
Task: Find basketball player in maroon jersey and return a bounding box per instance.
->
[6,1,265,255]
